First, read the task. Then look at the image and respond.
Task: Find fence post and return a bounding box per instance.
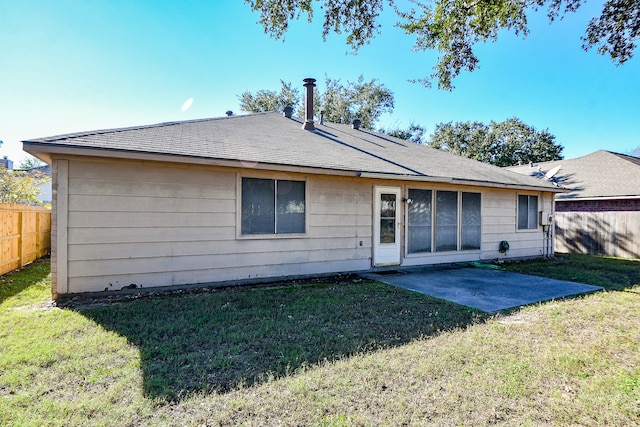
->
[35,213,40,257]
[18,211,24,268]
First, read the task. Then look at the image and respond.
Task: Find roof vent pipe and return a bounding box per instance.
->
[225,110,233,116]
[320,110,325,125]
[302,78,316,131]
[352,118,361,130]
[283,105,293,118]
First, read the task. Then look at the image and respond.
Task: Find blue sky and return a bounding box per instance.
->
[1,0,639,165]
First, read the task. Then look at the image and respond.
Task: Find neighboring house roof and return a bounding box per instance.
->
[506,150,640,200]
[23,112,562,192]
[21,164,52,177]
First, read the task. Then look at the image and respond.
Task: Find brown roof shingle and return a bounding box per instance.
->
[24,112,561,191]
[507,150,640,199]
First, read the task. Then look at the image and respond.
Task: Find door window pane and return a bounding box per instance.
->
[461,192,481,250]
[379,219,396,243]
[408,189,432,253]
[436,191,458,252]
[380,193,396,243]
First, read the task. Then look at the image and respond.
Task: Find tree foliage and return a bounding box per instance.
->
[238,75,394,129]
[380,123,428,144]
[428,117,564,166]
[320,75,394,129]
[0,168,48,206]
[245,0,639,89]
[238,80,301,113]
[582,0,640,63]
[18,156,45,170]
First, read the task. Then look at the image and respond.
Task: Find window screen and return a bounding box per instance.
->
[435,191,458,252]
[518,195,538,230]
[242,178,305,235]
[461,192,481,250]
[276,180,306,234]
[407,189,432,253]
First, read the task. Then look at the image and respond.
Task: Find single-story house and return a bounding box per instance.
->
[507,150,640,258]
[24,80,564,299]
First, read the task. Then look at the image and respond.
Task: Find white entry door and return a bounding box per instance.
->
[373,186,401,266]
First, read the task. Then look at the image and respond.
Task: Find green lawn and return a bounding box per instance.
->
[1,254,639,426]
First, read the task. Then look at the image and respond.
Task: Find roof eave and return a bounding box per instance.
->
[22,142,363,177]
[359,172,567,193]
[23,141,567,193]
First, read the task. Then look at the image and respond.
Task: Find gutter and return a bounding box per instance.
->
[557,195,640,201]
[358,172,568,193]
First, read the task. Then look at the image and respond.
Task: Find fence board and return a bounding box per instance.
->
[0,204,51,275]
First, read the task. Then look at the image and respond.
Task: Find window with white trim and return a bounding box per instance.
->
[517,195,538,230]
[241,177,305,235]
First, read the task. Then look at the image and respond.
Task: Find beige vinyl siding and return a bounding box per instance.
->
[55,156,556,295]
[482,189,553,259]
[62,158,372,294]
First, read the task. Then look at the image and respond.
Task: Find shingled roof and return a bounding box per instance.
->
[507,150,640,200]
[23,111,562,191]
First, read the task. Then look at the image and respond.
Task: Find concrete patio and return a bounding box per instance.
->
[362,265,602,312]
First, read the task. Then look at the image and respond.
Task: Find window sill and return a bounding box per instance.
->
[516,228,540,233]
[405,249,481,258]
[237,233,308,240]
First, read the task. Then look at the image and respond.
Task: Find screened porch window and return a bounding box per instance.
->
[461,192,482,250]
[435,191,458,252]
[241,177,305,235]
[407,189,432,253]
[407,189,481,253]
[518,195,538,230]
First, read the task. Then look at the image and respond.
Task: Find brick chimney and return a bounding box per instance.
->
[302,78,316,131]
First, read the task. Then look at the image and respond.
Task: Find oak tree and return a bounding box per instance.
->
[380,123,428,144]
[0,169,48,205]
[428,117,564,166]
[238,75,394,129]
[245,0,639,90]
[238,80,302,113]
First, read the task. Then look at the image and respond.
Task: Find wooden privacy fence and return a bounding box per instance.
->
[0,204,51,275]
[555,211,640,259]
